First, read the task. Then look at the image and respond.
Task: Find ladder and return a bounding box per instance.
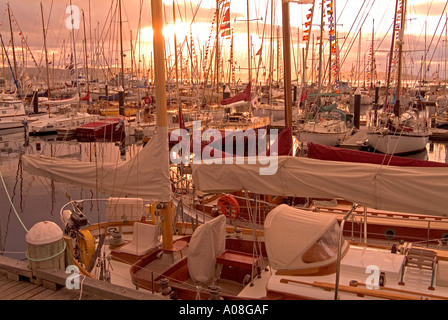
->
[399,246,438,290]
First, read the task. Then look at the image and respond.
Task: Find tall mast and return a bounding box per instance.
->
[215,0,219,95]
[173,0,179,104]
[269,0,274,103]
[41,2,51,98]
[247,0,251,86]
[70,0,80,96]
[317,0,324,97]
[150,0,172,251]
[394,0,406,116]
[383,0,400,110]
[82,9,90,105]
[7,3,18,90]
[282,0,292,129]
[371,19,375,90]
[119,0,125,90]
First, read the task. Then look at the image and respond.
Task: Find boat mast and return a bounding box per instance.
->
[41,2,51,99]
[69,0,80,97]
[82,9,90,105]
[119,0,125,90]
[151,0,173,251]
[298,0,315,109]
[282,0,292,129]
[383,0,400,110]
[394,0,406,117]
[215,0,220,96]
[317,0,324,99]
[7,3,18,93]
[173,0,180,104]
[247,0,251,87]
[370,19,374,90]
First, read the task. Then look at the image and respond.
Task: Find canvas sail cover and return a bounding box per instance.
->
[41,93,80,105]
[192,155,448,216]
[22,127,171,202]
[264,204,344,270]
[187,215,227,284]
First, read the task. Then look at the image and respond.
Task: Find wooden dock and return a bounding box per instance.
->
[0,255,163,300]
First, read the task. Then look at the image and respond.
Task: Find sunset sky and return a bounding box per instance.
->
[1,0,447,85]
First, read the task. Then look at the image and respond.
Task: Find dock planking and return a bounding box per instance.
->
[0,255,163,300]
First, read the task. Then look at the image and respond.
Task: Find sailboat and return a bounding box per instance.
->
[294,0,353,148]
[366,0,430,155]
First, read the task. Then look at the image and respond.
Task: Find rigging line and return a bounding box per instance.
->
[338,0,367,59]
[412,1,448,88]
[0,171,28,233]
[340,0,376,70]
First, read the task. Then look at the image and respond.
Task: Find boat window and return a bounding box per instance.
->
[302,221,340,264]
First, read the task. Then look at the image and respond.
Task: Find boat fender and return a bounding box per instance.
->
[217,195,240,220]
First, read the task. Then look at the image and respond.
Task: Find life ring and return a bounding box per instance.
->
[144,96,151,104]
[78,229,95,268]
[217,194,240,220]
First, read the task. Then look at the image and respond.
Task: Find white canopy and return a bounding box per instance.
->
[264,204,343,270]
[22,127,171,202]
[192,155,448,216]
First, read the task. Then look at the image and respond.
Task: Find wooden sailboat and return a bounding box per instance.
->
[366,0,430,155]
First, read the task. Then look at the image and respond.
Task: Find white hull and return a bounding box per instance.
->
[367,131,430,155]
[0,119,26,131]
[295,120,351,146]
[254,106,285,121]
[295,130,348,146]
[28,113,100,135]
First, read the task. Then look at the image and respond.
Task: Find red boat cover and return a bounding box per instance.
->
[306,142,448,167]
[220,84,251,105]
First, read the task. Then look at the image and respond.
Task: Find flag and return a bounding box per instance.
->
[251,96,259,109]
[255,46,262,56]
[220,8,230,30]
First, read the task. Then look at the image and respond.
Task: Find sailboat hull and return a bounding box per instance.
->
[366,132,429,155]
[296,130,348,147]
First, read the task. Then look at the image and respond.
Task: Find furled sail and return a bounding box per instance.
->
[192,155,448,216]
[22,127,171,202]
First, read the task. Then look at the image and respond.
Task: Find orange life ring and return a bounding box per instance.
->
[217,195,240,219]
[144,96,151,104]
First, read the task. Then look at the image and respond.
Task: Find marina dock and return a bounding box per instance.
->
[0,255,163,300]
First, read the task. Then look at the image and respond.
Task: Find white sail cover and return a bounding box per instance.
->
[41,93,80,105]
[192,156,448,216]
[187,215,227,284]
[264,204,342,270]
[22,127,171,202]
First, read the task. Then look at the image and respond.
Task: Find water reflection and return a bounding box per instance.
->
[0,130,144,260]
